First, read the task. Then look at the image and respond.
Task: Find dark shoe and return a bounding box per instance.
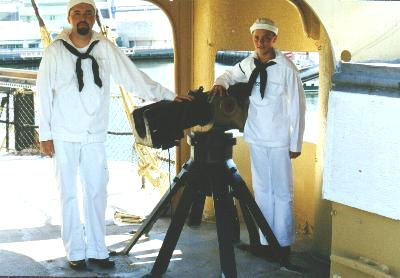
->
[280,261,306,275]
[88,257,115,269]
[278,246,291,264]
[278,246,307,275]
[236,243,277,261]
[236,243,262,256]
[68,259,87,270]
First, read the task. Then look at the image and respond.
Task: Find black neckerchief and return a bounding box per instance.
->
[248,58,276,99]
[61,40,102,92]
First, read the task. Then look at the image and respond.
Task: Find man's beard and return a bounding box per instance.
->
[77,22,90,35]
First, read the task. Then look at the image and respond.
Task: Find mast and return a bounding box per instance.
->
[30,0,52,48]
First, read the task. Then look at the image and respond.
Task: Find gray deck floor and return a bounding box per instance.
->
[0,153,329,277]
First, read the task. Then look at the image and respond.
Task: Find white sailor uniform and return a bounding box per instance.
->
[214,49,305,246]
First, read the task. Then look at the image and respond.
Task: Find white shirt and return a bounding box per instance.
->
[37,29,174,143]
[214,49,306,152]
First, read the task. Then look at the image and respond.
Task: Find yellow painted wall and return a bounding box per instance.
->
[192,0,319,89]
[292,142,316,235]
[330,203,400,277]
[312,24,334,260]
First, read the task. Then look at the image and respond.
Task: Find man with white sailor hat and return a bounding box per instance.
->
[37,0,191,271]
[212,18,306,274]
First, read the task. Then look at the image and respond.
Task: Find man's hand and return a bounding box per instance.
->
[211,85,227,96]
[289,151,301,159]
[40,140,55,157]
[174,95,195,102]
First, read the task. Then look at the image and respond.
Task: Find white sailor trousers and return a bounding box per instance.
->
[53,140,109,261]
[249,144,295,247]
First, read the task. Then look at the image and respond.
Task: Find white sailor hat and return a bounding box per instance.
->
[67,0,97,15]
[250,18,278,35]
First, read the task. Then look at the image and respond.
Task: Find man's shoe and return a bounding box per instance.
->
[68,259,87,270]
[280,261,306,275]
[88,257,115,269]
[236,243,263,256]
[278,246,307,275]
[236,243,278,261]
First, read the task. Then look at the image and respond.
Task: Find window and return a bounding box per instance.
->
[0,44,23,49]
[0,12,18,21]
[100,9,110,19]
[28,43,39,48]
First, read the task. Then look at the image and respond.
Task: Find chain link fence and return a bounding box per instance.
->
[0,88,39,153]
[105,94,136,161]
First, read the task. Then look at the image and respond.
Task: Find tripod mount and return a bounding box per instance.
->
[120,129,281,277]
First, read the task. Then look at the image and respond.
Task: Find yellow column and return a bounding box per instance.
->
[311,25,334,259]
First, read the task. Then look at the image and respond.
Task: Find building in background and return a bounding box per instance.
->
[0,0,171,50]
[112,0,172,49]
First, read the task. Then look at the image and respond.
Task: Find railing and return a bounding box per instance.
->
[0,68,37,89]
[0,48,42,59]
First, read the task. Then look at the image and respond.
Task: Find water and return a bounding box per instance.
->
[134,59,175,91]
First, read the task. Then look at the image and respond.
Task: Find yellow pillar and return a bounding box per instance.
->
[312,25,334,259]
[151,0,194,167]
